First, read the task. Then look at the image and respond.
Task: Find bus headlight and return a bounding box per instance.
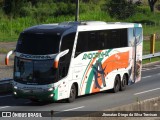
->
[13,92,17,95]
[14,86,18,89]
[50,94,54,97]
[48,87,54,91]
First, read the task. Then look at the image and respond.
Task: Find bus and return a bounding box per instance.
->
[5,21,143,102]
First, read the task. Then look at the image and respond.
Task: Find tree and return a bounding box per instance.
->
[103,0,137,20]
[148,0,158,12]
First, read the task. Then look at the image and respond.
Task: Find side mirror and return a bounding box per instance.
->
[5,50,14,65]
[53,49,69,69]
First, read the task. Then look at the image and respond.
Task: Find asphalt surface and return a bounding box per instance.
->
[0,63,160,120]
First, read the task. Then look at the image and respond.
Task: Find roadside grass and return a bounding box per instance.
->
[143,40,160,55]
[142,57,160,64]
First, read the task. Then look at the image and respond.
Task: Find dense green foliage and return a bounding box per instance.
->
[103,0,137,19]
[0,0,160,42]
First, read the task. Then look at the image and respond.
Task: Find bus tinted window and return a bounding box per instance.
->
[75,32,88,57]
[88,32,99,51]
[75,29,128,57]
[106,29,128,49]
[16,33,61,55]
[60,32,76,52]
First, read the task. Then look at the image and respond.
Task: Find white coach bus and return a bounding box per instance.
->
[6,21,143,102]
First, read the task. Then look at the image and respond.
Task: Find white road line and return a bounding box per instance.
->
[63,106,85,111]
[0,95,12,98]
[154,65,160,67]
[55,106,85,114]
[142,68,150,71]
[0,106,10,109]
[142,76,151,79]
[134,88,160,95]
[142,67,160,71]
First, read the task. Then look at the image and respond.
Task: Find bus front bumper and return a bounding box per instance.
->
[13,88,57,102]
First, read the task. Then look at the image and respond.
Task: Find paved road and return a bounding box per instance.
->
[0,63,160,120]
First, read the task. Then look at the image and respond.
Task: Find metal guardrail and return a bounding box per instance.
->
[0,78,13,93]
[0,78,13,85]
[142,52,160,60]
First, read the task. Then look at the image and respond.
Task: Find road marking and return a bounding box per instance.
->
[142,76,151,79]
[55,106,85,114]
[134,88,160,95]
[142,67,160,71]
[142,68,150,71]
[0,95,12,98]
[154,65,160,67]
[63,106,85,111]
[0,106,10,109]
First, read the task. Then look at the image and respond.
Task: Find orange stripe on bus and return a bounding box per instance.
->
[91,51,129,93]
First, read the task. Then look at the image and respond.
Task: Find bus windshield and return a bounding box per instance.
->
[16,33,61,55]
[14,58,57,85]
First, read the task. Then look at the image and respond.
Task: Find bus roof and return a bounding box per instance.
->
[22,24,75,35]
[22,21,142,34]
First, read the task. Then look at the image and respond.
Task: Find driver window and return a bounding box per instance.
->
[58,32,76,80]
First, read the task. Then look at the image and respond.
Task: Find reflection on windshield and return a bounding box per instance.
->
[14,57,57,85]
[34,61,57,83]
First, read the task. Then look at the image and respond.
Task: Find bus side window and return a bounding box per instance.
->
[120,29,128,47]
[105,29,128,49]
[88,32,99,51]
[75,32,88,57]
[98,31,105,49]
[58,33,75,80]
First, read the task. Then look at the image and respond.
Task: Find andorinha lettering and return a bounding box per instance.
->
[20,54,51,59]
[82,50,110,60]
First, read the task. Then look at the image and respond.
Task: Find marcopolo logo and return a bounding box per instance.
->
[20,54,51,59]
[82,50,110,60]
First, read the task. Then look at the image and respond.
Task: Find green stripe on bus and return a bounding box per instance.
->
[85,58,103,94]
[84,49,112,94]
[53,87,58,100]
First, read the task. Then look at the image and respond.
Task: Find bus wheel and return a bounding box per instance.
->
[112,75,120,93]
[67,84,77,103]
[120,74,127,91]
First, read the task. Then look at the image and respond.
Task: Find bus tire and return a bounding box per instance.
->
[120,74,127,91]
[112,75,120,93]
[67,84,77,103]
